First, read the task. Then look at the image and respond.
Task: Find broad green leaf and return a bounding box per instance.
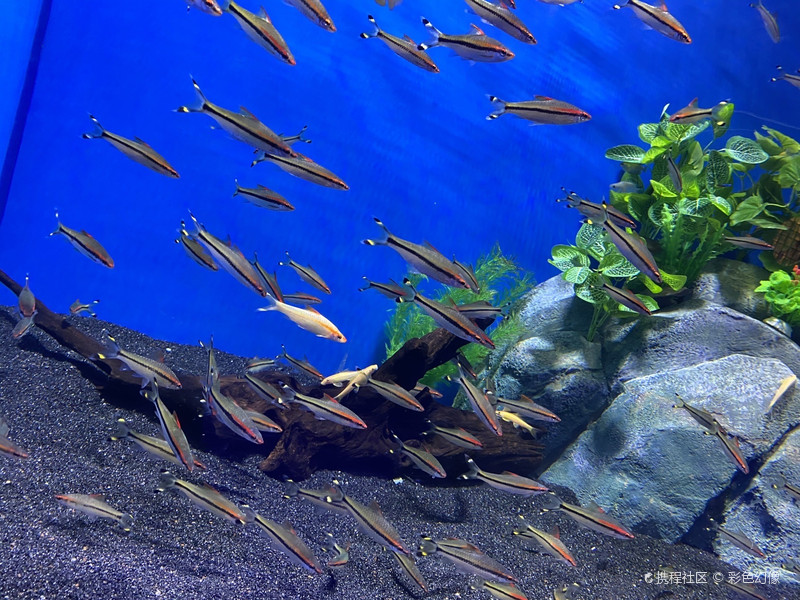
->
[754,131,784,156]
[643,146,669,163]
[651,135,674,148]
[778,156,800,189]
[574,273,606,304]
[651,179,678,199]
[729,195,764,226]
[763,126,800,155]
[648,202,678,229]
[713,102,734,138]
[638,123,660,144]
[677,196,710,216]
[683,141,704,176]
[575,223,604,250]
[661,271,687,291]
[640,275,663,293]
[606,145,646,163]
[709,196,732,215]
[550,245,590,272]
[563,266,591,284]
[747,217,786,230]
[616,293,659,314]
[680,120,711,141]
[725,136,769,164]
[599,253,640,278]
[682,175,701,199]
[626,193,652,222]
[706,150,730,191]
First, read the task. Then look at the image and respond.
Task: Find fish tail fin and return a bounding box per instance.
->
[257,294,278,312]
[673,393,685,409]
[82,114,105,139]
[418,18,440,50]
[118,513,134,533]
[418,538,438,556]
[219,0,231,10]
[326,484,345,504]
[176,77,207,113]
[463,454,479,479]
[111,418,130,441]
[486,96,507,120]
[360,15,380,39]
[157,469,177,492]
[251,151,267,167]
[542,493,563,511]
[241,505,257,524]
[50,210,62,236]
[284,480,300,498]
[363,217,391,246]
[94,329,120,360]
[612,1,630,9]
[281,125,311,146]
[233,179,239,197]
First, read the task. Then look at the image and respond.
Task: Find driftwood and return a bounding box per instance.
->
[1,268,542,480]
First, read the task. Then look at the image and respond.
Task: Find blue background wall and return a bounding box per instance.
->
[1,0,798,374]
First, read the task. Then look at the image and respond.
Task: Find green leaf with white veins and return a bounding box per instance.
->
[549,245,589,272]
[605,145,646,163]
[725,136,769,164]
[599,253,640,278]
[563,266,591,284]
[574,272,606,304]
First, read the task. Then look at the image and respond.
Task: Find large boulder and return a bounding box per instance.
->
[690,258,770,320]
[540,354,800,542]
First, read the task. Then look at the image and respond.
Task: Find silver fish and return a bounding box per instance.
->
[69,299,100,317]
[418,537,518,582]
[360,15,439,73]
[609,181,640,194]
[225,2,295,65]
[613,0,691,44]
[234,180,294,211]
[482,581,530,600]
[56,493,133,531]
[0,417,29,458]
[17,275,35,317]
[244,509,323,573]
[176,221,218,271]
[772,66,800,89]
[203,379,264,445]
[713,523,765,558]
[327,486,411,554]
[388,432,446,478]
[593,203,662,284]
[322,533,350,568]
[494,394,560,423]
[666,155,683,193]
[186,0,223,16]
[463,455,548,495]
[673,393,717,431]
[422,421,483,450]
[244,410,283,433]
[158,470,247,524]
[669,98,729,124]
[82,115,179,177]
[709,422,749,474]
[366,378,424,412]
[543,494,635,539]
[419,19,514,62]
[391,549,428,591]
[750,1,779,43]
[280,345,323,379]
[557,189,637,229]
[142,384,195,471]
[453,365,502,436]
[283,292,322,305]
[283,0,336,32]
[96,330,181,389]
[285,390,367,428]
[358,277,412,300]
[464,0,536,44]
[111,418,206,470]
[513,518,577,567]
[724,236,773,251]
[51,211,114,268]
[252,254,283,300]
[280,251,330,293]
[488,96,590,124]
[252,150,349,190]
[602,282,652,316]
[11,314,36,339]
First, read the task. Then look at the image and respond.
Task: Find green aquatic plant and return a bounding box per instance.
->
[383,244,534,390]
[755,266,800,328]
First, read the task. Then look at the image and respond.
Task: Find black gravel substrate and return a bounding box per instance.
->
[0,307,792,600]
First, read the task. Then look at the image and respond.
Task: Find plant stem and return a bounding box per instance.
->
[586,303,610,342]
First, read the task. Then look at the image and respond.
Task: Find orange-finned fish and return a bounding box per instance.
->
[488,95,591,124]
[280,345,323,379]
[423,421,483,450]
[188,213,266,297]
[418,537,518,582]
[359,277,412,300]
[454,259,480,293]
[244,372,289,409]
[367,378,425,412]
[724,236,773,251]
[494,394,560,423]
[723,580,767,600]
[666,155,683,192]
[244,410,283,433]
[772,66,800,89]
[391,549,428,591]
[669,98,729,124]
[56,493,133,531]
[418,19,514,62]
[513,518,577,567]
[284,0,336,32]
[51,211,114,268]
[455,300,504,320]
[322,533,350,568]
[69,299,99,317]
[178,78,296,157]
[557,189,637,229]
[364,218,471,289]
[712,523,765,558]
[158,470,247,524]
[252,150,349,190]
[388,432,447,478]
[258,296,346,342]
[673,393,717,431]
[602,282,652,316]
[462,456,548,495]
[204,380,264,445]
[284,481,349,515]
[186,0,223,15]
[482,580,530,600]
[11,314,36,339]
[361,15,439,73]
[283,292,322,305]
[224,2,295,65]
[18,275,35,317]
[252,254,283,300]
[82,115,180,178]
[285,390,367,428]
[243,509,323,573]
[452,366,502,436]
[176,221,218,272]
[280,251,331,294]
[142,385,195,471]
[709,422,749,474]
[613,0,691,44]
[326,486,411,554]
[750,1,779,43]
[543,494,635,539]
[0,417,29,458]
[464,0,536,44]
[96,330,181,389]
[234,180,294,211]
[111,418,207,469]
[593,203,662,284]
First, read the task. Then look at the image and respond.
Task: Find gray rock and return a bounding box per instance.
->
[690,258,770,320]
[717,426,800,585]
[516,275,594,337]
[541,354,800,543]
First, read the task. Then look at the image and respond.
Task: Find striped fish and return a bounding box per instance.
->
[724,236,773,251]
[602,282,652,316]
[488,95,590,124]
[56,493,133,532]
[723,580,768,600]
[456,300,504,319]
[142,385,195,471]
[11,315,35,339]
[358,277,412,300]
[252,150,349,190]
[18,275,35,317]
[69,299,99,318]
[225,2,295,65]
[464,0,536,44]
[391,549,428,591]
[419,19,514,62]
[189,213,267,297]
[244,509,323,573]
[543,494,635,539]
[388,432,446,478]
[594,203,662,284]
[454,259,480,293]
[405,283,494,348]
[82,115,179,177]
[284,0,336,32]
[244,410,283,433]
[203,381,264,444]
[280,345,323,379]
[366,378,424,412]
[186,0,223,15]
[513,518,576,567]
[284,481,349,515]
[462,456,548,495]
[245,356,277,372]
[177,78,295,157]
[452,366,502,436]
[328,486,411,554]
[771,474,800,502]
[363,218,471,288]
[772,66,800,89]
[482,581,530,600]
[244,372,289,409]
[710,422,749,474]
[673,393,717,431]
[283,292,322,305]
[252,254,283,300]
[666,155,683,193]
[0,417,29,458]
[234,180,294,211]
[51,211,114,268]
[418,538,518,582]
[422,421,483,450]
[176,221,218,271]
[669,98,729,124]
[286,390,367,428]
[751,1,779,43]
[494,394,560,423]
[112,418,206,470]
[558,189,637,229]
[96,330,181,389]
[281,251,331,293]
[613,0,691,44]
[257,295,346,342]
[360,15,439,73]
[158,470,247,524]
[323,533,350,568]
[713,523,765,558]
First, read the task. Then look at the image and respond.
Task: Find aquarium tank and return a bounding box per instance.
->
[1,1,800,599]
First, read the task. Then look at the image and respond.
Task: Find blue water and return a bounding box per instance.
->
[1,0,798,374]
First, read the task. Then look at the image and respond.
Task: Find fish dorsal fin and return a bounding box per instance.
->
[89,493,106,499]
[424,240,442,253]
[551,525,561,539]
[468,24,485,36]
[447,297,459,308]
[534,95,554,101]
[688,97,699,108]
[323,393,340,404]
[258,7,271,22]
[502,470,520,477]
[403,34,415,43]
[239,106,259,121]
[659,1,668,11]
[368,500,384,514]
[587,501,605,513]
[282,519,296,534]
[133,137,152,148]
[305,306,321,314]
[149,349,166,363]
[256,184,272,191]
[81,230,95,238]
